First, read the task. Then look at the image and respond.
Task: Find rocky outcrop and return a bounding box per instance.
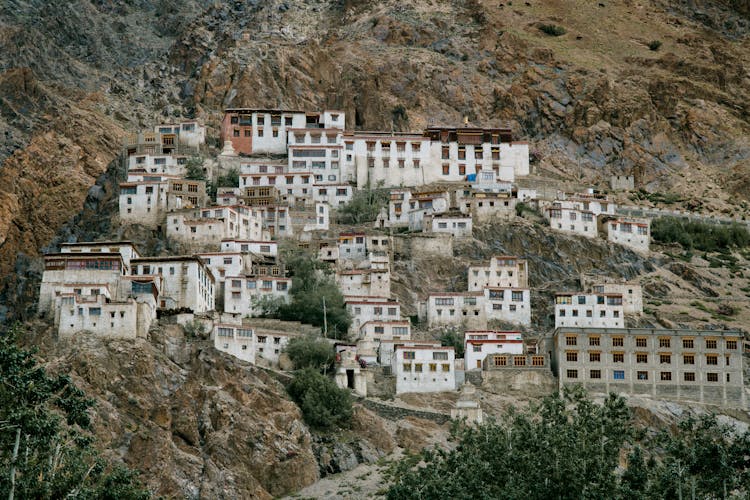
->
[28,323,319,499]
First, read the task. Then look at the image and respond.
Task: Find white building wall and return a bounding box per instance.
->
[591,283,643,315]
[60,243,141,269]
[464,331,524,370]
[554,294,625,329]
[132,259,215,312]
[214,324,256,364]
[547,208,598,238]
[428,215,473,237]
[220,240,278,257]
[467,257,528,291]
[483,288,532,326]
[127,154,187,177]
[606,219,650,253]
[56,295,151,339]
[223,276,291,316]
[346,300,402,334]
[426,293,486,328]
[394,347,456,394]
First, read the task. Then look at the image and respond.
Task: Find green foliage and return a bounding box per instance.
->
[391,105,408,127]
[185,156,206,181]
[260,244,351,339]
[538,24,566,36]
[336,186,389,225]
[387,388,631,499]
[651,217,750,252]
[287,368,353,430]
[284,335,336,371]
[0,324,150,499]
[386,389,750,499]
[208,168,240,199]
[629,189,684,205]
[648,40,663,51]
[438,330,465,358]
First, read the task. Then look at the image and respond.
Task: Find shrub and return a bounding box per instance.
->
[285,335,336,371]
[648,40,662,51]
[651,217,750,252]
[538,24,566,36]
[185,156,206,180]
[208,168,239,199]
[336,186,390,225]
[438,330,465,358]
[287,368,353,430]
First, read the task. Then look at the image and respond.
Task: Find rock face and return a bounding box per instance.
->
[30,323,319,499]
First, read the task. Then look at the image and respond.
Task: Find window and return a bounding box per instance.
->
[442,364,450,372]
[493,356,507,366]
[429,363,437,372]
[566,351,578,362]
[683,372,695,382]
[636,337,647,348]
[442,164,449,175]
[636,353,648,363]
[403,351,415,360]
[566,369,578,379]
[565,335,577,346]
[683,354,695,364]
[705,339,717,349]
[441,146,449,159]
[511,291,524,302]
[590,370,601,379]
[612,337,624,347]
[613,352,624,363]
[725,339,737,349]
[659,337,671,348]
[402,363,412,372]
[613,370,625,380]
[682,338,694,349]
[532,356,545,366]
[589,352,600,362]
[706,354,718,365]
[415,363,423,373]
[660,372,672,381]
[89,307,101,316]
[636,371,649,380]
[513,356,526,366]
[706,372,719,382]
[659,354,671,364]
[435,297,454,306]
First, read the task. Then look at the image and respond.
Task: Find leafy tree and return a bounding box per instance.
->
[0,324,150,499]
[266,245,351,339]
[286,368,353,430]
[438,330,465,358]
[386,388,750,499]
[208,168,239,199]
[185,156,206,180]
[336,186,389,225]
[284,335,336,372]
[651,217,750,252]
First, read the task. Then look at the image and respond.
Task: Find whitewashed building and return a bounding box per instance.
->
[554,292,625,329]
[601,217,650,253]
[131,256,215,312]
[337,269,391,298]
[345,297,402,334]
[213,323,293,366]
[222,275,292,317]
[426,292,485,328]
[393,345,456,394]
[220,239,278,257]
[467,256,528,291]
[154,120,206,148]
[590,282,643,315]
[119,177,207,228]
[464,331,524,370]
[127,154,188,177]
[166,206,264,248]
[546,205,598,239]
[59,241,141,269]
[483,287,532,326]
[424,213,473,238]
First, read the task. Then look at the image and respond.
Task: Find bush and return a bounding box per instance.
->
[651,217,750,252]
[538,24,566,36]
[285,335,336,371]
[438,330,465,358]
[185,156,206,180]
[336,186,389,225]
[208,168,239,199]
[287,368,353,430]
[648,40,662,51]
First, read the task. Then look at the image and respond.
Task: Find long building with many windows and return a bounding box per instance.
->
[552,327,745,408]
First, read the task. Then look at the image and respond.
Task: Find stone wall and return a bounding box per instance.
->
[482,369,557,397]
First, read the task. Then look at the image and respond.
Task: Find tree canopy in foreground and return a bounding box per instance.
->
[386,387,750,500]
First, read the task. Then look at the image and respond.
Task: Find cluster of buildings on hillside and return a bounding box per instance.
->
[36,110,745,409]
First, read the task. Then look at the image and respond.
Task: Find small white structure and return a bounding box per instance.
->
[356,320,412,365]
[451,382,484,424]
[590,282,643,315]
[546,205,598,239]
[119,177,208,228]
[425,213,473,237]
[154,120,206,148]
[334,345,368,396]
[554,292,624,329]
[483,287,532,326]
[220,239,278,257]
[166,205,264,248]
[337,268,391,298]
[346,297,402,334]
[131,256,215,312]
[59,241,141,268]
[393,345,456,394]
[426,292,485,328]
[213,323,292,366]
[464,331,524,371]
[127,154,188,177]
[56,292,155,340]
[222,275,291,316]
[467,256,528,291]
[601,217,650,253]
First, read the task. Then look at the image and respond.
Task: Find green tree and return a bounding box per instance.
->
[185,156,206,180]
[208,168,239,199]
[0,324,150,499]
[284,335,335,372]
[336,186,389,225]
[286,368,353,430]
[438,330,465,358]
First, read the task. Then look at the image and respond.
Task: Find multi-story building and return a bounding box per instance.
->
[345,297,402,334]
[464,331,524,370]
[153,120,206,148]
[464,191,517,223]
[220,239,278,257]
[213,322,294,366]
[600,216,650,254]
[127,153,188,177]
[546,205,598,239]
[222,274,291,316]
[426,292,485,328]
[483,287,532,326]
[166,205,264,248]
[393,345,456,394]
[59,241,141,269]
[555,293,625,329]
[56,292,156,340]
[336,267,390,298]
[119,177,207,228]
[355,320,412,364]
[343,132,431,188]
[588,281,643,315]
[220,108,344,155]
[131,256,215,312]
[423,212,473,237]
[467,256,528,291]
[553,327,745,409]
[39,252,127,315]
